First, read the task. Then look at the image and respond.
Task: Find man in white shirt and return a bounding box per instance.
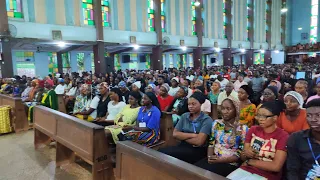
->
[186,71,195,81]
[55,78,67,95]
[215,75,229,91]
[217,82,239,112]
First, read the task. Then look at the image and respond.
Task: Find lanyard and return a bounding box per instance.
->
[191,122,197,133]
[307,138,320,166]
[141,107,151,122]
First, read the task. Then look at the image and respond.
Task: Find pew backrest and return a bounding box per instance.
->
[57,95,67,113]
[116,141,227,180]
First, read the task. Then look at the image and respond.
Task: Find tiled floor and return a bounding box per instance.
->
[0,130,92,180]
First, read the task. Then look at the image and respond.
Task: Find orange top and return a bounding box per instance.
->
[277,110,309,134]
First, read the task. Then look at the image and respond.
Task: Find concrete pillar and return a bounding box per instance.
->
[70,51,78,73]
[246,49,254,66]
[151,46,163,70]
[93,42,107,74]
[225,0,233,48]
[193,48,202,70]
[264,50,272,64]
[57,52,63,74]
[223,49,232,66]
[266,0,272,49]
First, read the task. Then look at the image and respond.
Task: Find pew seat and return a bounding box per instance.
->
[33,105,114,180]
[116,141,227,180]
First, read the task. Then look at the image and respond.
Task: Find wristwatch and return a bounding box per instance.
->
[245,159,251,166]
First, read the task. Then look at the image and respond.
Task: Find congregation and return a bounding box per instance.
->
[2,62,320,180]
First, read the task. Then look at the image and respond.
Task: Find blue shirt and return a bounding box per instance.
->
[137,106,161,132]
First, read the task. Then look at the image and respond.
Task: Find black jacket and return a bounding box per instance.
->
[167,97,189,116]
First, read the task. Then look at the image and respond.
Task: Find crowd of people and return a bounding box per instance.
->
[2,62,320,179]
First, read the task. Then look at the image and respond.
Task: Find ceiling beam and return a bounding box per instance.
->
[58,45,83,53]
[163,48,179,53]
[110,47,133,55]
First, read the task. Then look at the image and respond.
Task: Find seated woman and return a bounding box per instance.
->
[25,80,45,123]
[145,84,156,93]
[124,92,161,146]
[21,80,33,102]
[73,86,100,122]
[40,79,58,110]
[227,101,289,180]
[72,84,90,116]
[23,79,38,102]
[257,86,279,110]
[95,82,110,121]
[195,86,212,115]
[105,91,141,143]
[208,82,221,105]
[238,85,256,127]
[166,86,189,125]
[131,81,144,97]
[194,98,248,176]
[157,83,174,111]
[105,88,126,121]
[277,91,309,134]
[158,92,212,164]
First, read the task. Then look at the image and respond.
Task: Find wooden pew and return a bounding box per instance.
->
[57,94,67,113]
[0,94,28,132]
[33,106,114,180]
[116,141,227,180]
[211,104,218,120]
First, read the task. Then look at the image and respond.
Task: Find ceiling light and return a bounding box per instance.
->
[260,49,265,54]
[181,46,187,51]
[240,48,246,53]
[133,44,140,50]
[281,8,288,13]
[274,50,280,53]
[214,47,220,52]
[194,1,200,6]
[57,42,66,47]
[298,27,302,30]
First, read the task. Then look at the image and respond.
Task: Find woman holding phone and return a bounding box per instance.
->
[227,101,289,180]
[194,98,248,176]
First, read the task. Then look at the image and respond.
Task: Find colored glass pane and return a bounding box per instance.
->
[101,0,110,27]
[148,0,155,31]
[6,0,23,18]
[82,0,94,26]
[311,1,318,43]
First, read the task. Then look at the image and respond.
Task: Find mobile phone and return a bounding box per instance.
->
[208,155,218,160]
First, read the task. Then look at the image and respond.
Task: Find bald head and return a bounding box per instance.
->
[225,82,234,93]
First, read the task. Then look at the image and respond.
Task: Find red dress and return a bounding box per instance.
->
[157,95,174,111]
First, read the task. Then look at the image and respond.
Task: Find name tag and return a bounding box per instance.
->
[139,122,146,128]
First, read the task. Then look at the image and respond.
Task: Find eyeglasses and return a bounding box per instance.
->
[255,114,275,120]
[262,92,274,96]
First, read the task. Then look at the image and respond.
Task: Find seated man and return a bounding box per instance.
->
[217,82,239,112]
[286,99,320,180]
[158,92,212,164]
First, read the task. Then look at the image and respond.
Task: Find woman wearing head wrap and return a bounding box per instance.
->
[157,83,174,111]
[24,79,45,123]
[168,77,180,96]
[124,92,161,146]
[73,84,91,118]
[227,101,289,180]
[145,84,156,93]
[118,81,130,103]
[277,91,309,134]
[166,86,189,125]
[238,85,257,127]
[195,86,212,115]
[105,91,142,143]
[22,80,37,102]
[159,92,213,164]
[40,79,58,110]
[132,81,144,97]
[195,98,248,176]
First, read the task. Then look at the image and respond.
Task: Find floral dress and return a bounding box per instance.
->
[209,120,248,166]
[239,104,256,127]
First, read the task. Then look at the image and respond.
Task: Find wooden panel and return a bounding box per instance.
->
[116,141,227,180]
[34,107,57,137]
[57,95,67,113]
[56,116,94,162]
[120,154,176,180]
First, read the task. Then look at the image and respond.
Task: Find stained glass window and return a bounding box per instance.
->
[101,0,110,27]
[223,0,227,39]
[310,0,318,43]
[82,0,95,26]
[161,0,165,32]
[148,0,155,31]
[6,0,23,18]
[247,0,251,41]
[266,0,270,42]
[191,1,197,35]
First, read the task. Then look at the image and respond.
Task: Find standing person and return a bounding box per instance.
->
[251,71,265,105]
[157,83,174,111]
[277,91,309,134]
[233,74,248,92]
[158,92,213,164]
[286,99,320,180]
[125,92,161,146]
[168,77,180,97]
[217,82,239,112]
[194,98,248,176]
[227,101,289,180]
[238,85,256,127]
[166,86,189,125]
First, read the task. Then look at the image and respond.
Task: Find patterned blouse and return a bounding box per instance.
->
[208,91,220,104]
[239,104,257,127]
[209,120,248,166]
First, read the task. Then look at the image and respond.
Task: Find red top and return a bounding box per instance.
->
[241,126,289,180]
[157,95,174,111]
[277,110,309,135]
